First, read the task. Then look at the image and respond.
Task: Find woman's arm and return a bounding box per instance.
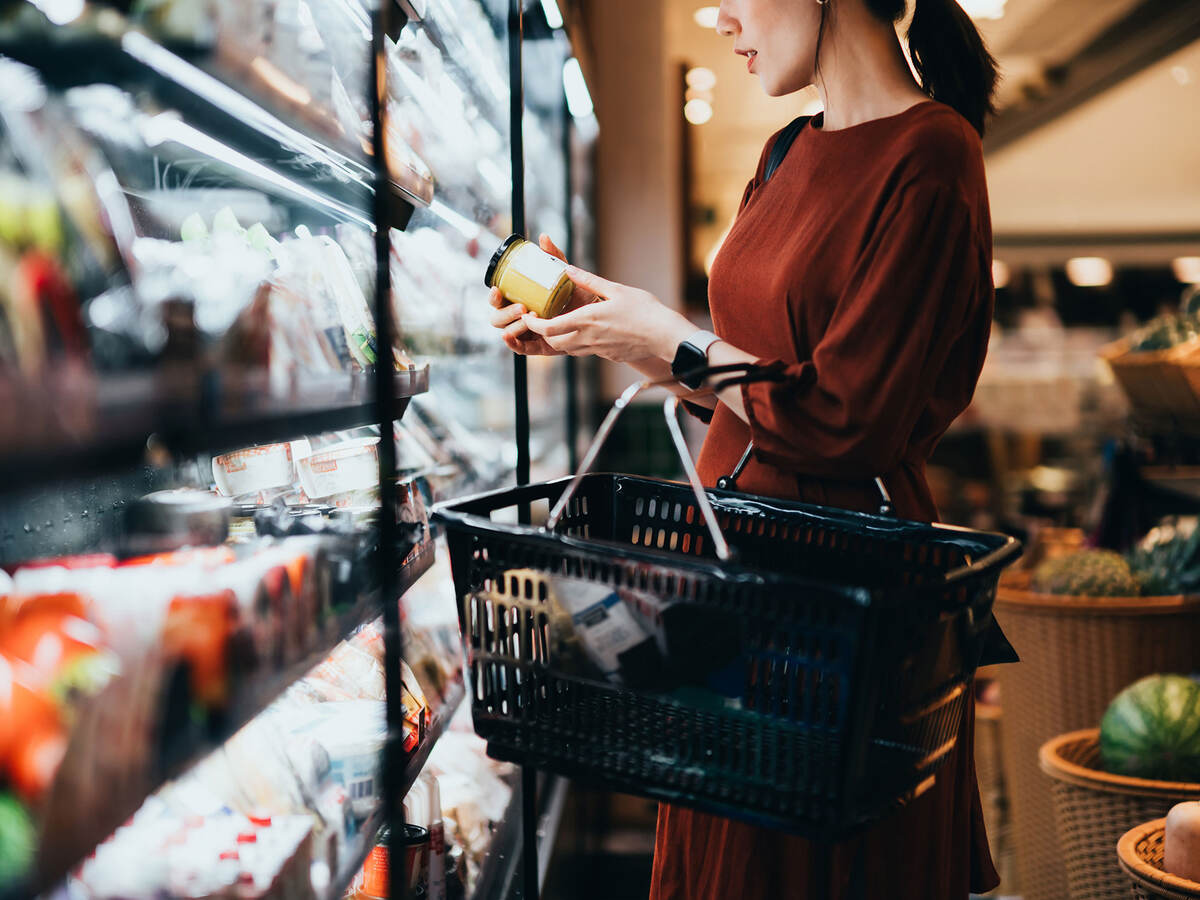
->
[521,180,984,478]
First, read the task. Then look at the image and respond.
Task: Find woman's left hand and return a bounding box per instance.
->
[520,266,696,364]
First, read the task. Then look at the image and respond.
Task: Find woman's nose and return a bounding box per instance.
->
[715,2,738,37]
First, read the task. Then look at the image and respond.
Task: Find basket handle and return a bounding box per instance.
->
[543,366,776,561]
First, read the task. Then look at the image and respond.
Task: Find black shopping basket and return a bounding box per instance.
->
[432,366,1022,839]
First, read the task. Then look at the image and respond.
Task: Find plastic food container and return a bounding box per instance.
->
[123,490,232,556]
[485,233,574,319]
[212,442,300,497]
[296,438,379,500]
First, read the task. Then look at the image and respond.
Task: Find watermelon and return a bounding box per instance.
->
[1100,675,1200,781]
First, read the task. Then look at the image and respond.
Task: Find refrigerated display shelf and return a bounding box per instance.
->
[323,672,467,900]
[0,28,429,222]
[405,10,509,139]
[26,541,435,897]
[0,366,429,492]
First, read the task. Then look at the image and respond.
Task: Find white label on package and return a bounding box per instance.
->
[510,242,568,291]
[554,577,649,679]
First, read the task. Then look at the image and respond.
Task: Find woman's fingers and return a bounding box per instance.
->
[488,286,507,309]
[564,264,621,298]
[543,330,584,354]
[503,317,535,343]
[539,233,567,262]
[491,302,527,329]
[522,306,592,337]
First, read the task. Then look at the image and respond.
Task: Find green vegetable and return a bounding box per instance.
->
[1032,549,1140,597]
[1128,517,1200,596]
[180,212,208,242]
[0,792,35,886]
[1100,675,1200,781]
[245,222,278,255]
[211,206,244,237]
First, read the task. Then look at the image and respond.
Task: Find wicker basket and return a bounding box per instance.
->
[993,577,1200,900]
[1100,336,1200,416]
[1118,818,1200,900]
[975,699,1017,894]
[1040,730,1200,900]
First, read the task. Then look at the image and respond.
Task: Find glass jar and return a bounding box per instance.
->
[485,234,574,319]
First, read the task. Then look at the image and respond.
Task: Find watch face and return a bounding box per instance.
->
[672,342,707,387]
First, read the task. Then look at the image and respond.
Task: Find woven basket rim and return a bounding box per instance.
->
[1102,334,1200,365]
[1117,818,1200,898]
[996,573,1199,614]
[1039,729,1200,798]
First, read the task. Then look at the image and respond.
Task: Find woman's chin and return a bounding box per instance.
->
[760,72,815,99]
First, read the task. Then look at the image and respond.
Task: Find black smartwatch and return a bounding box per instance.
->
[671,330,721,389]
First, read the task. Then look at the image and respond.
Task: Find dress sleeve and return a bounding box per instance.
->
[680,133,781,425]
[740,180,985,478]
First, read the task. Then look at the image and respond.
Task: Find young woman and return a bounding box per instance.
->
[490,0,1002,895]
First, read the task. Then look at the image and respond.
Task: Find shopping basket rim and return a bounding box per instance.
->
[431,472,1021,592]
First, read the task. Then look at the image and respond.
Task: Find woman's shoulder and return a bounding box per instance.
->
[889,101,985,191]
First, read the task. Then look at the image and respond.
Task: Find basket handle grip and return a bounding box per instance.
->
[544,368,770,562]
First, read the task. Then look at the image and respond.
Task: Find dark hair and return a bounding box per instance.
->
[815,0,998,137]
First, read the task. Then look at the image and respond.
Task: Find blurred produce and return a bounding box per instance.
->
[1128,517,1200,596]
[1032,549,1141,596]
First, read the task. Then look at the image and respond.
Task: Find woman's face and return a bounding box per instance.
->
[716,0,824,97]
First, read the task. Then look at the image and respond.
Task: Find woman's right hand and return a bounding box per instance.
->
[489,234,595,356]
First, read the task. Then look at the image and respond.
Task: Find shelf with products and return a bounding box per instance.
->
[326,676,467,900]
[390,0,511,192]
[0,366,430,493]
[0,48,431,493]
[0,518,435,896]
[0,11,433,214]
[0,0,584,897]
[31,542,467,900]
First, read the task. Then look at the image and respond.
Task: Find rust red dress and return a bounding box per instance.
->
[648,101,1000,899]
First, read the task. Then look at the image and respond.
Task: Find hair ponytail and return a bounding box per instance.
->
[904,0,998,136]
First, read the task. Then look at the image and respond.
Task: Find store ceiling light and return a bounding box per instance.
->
[562,57,594,119]
[684,98,713,125]
[1065,256,1114,287]
[693,6,720,29]
[1173,257,1200,284]
[992,259,1010,290]
[540,0,564,30]
[955,0,1006,19]
[686,67,717,92]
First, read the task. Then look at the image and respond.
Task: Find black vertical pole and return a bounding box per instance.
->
[511,0,531,501]
[371,7,408,900]
[509,2,539,899]
[563,93,579,473]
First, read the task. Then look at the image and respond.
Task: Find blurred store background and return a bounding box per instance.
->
[0,0,1197,899]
